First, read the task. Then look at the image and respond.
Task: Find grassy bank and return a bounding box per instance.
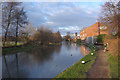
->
[104,37,119,78]
[1,42,24,47]
[55,43,97,78]
[108,53,118,78]
[55,52,97,78]
[84,43,99,51]
[2,44,36,54]
[2,42,61,55]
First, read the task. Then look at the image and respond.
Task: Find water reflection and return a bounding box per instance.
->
[3,56,11,78]
[16,54,19,77]
[2,42,90,78]
[3,45,62,78]
[80,45,91,56]
[3,53,31,78]
[74,43,78,51]
[20,45,62,66]
[63,41,71,50]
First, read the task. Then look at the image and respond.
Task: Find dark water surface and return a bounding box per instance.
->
[2,42,90,78]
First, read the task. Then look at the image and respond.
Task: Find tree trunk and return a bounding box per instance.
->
[15,18,19,46]
[3,22,10,47]
[3,6,12,47]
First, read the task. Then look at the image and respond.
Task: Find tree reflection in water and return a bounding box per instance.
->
[2,43,91,78]
[2,54,29,78]
[19,45,62,66]
[3,56,11,78]
[63,41,71,50]
[2,45,62,78]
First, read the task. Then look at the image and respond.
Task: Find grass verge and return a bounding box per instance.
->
[55,44,97,78]
[2,45,36,55]
[2,42,62,55]
[108,53,118,78]
[1,42,24,47]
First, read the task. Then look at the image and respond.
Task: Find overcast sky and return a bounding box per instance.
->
[22,2,105,36]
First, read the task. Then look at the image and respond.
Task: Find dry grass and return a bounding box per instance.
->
[103,35,119,78]
[103,35,118,56]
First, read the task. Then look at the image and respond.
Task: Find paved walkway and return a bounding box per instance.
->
[87,49,109,78]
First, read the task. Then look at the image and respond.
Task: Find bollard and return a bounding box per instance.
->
[91,53,94,55]
[81,61,85,64]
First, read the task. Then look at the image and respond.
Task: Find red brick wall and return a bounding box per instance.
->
[86,22,99,37]
[80,22,108,40]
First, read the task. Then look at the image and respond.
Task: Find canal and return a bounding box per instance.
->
[2,42,90,78]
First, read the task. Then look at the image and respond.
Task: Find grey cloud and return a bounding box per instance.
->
[23,2,102,35]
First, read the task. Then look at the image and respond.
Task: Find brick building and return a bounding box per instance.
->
[80,22,108,40]
[73,32,80,42]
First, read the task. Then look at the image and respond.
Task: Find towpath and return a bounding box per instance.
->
[87,46,109,78]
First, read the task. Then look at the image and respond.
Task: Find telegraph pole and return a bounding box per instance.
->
[98,22,100,35]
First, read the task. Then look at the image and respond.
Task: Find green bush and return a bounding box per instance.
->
[97,34,106,43]
[76,39,81,43]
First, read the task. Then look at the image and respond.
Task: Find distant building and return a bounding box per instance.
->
[75,32,77,36]
[80,28,87,40]
[80,22,108,41]
[73,32,80,42]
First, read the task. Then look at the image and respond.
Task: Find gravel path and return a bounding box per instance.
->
[87,49,109,78]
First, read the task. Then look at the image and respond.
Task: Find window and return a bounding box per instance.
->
[99,26,107,30]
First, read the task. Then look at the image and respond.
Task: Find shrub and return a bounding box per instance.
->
[97,34,106,43]
[76,39,81,43]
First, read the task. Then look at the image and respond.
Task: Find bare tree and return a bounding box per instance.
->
[13,7,28,46]
[33,26,52,45]
[33,26,62,45]
[2,2,21,47]
[20,24,35,42]
[98,1,120,37]
[53,31,62,43]
[117,1,120,37]
[63,32,71,41]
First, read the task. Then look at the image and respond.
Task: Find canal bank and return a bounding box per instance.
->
[55,43,98,78]
[2,43,62,55]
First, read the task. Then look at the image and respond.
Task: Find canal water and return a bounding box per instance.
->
[2,42,90,78]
